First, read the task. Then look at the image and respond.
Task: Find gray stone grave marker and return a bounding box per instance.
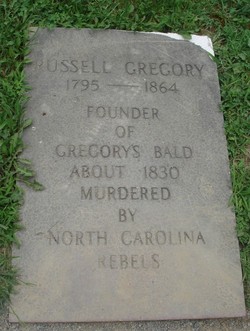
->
[10,28,245,322]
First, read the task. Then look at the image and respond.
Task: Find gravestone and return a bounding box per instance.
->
[10,28,245,322]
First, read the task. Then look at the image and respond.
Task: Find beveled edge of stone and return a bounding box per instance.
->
[28,27,214,56]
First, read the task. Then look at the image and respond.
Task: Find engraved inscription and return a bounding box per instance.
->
[143,166,179,180]
[48,49,205,277]
[145,81,178,94]
[86,106,160,120]
[66,79,99,92]
[124,62,204,78]
[98,254,160,270]
[35,58,205,80]
[120,231,206,246]
[39,59,112,74]
[40,229,206,247]
[153,146,193,159]
[47,230,108,246]
[119,209,137,222]
[69,165,125,179]
[46,52,201,275]
[81,186,171,201]
[55,144,141,158]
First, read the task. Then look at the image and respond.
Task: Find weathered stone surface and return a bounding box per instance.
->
[10,28,245,322]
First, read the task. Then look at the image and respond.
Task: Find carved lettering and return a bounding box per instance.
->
[43,59,112,74]
[55,144,140,159]
[98,254,160,269]
[125,62,204,78]
[119,209,137,222]
[120,231,206,246]
[81,186,170,201]
[69,165,125,179]
[86,106,160,120]
[47,230,108,246]
[153,146,193,159]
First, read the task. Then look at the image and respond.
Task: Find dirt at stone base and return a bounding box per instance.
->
[0,308,249,331]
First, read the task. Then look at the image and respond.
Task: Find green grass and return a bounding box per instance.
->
[0,0,249,308]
